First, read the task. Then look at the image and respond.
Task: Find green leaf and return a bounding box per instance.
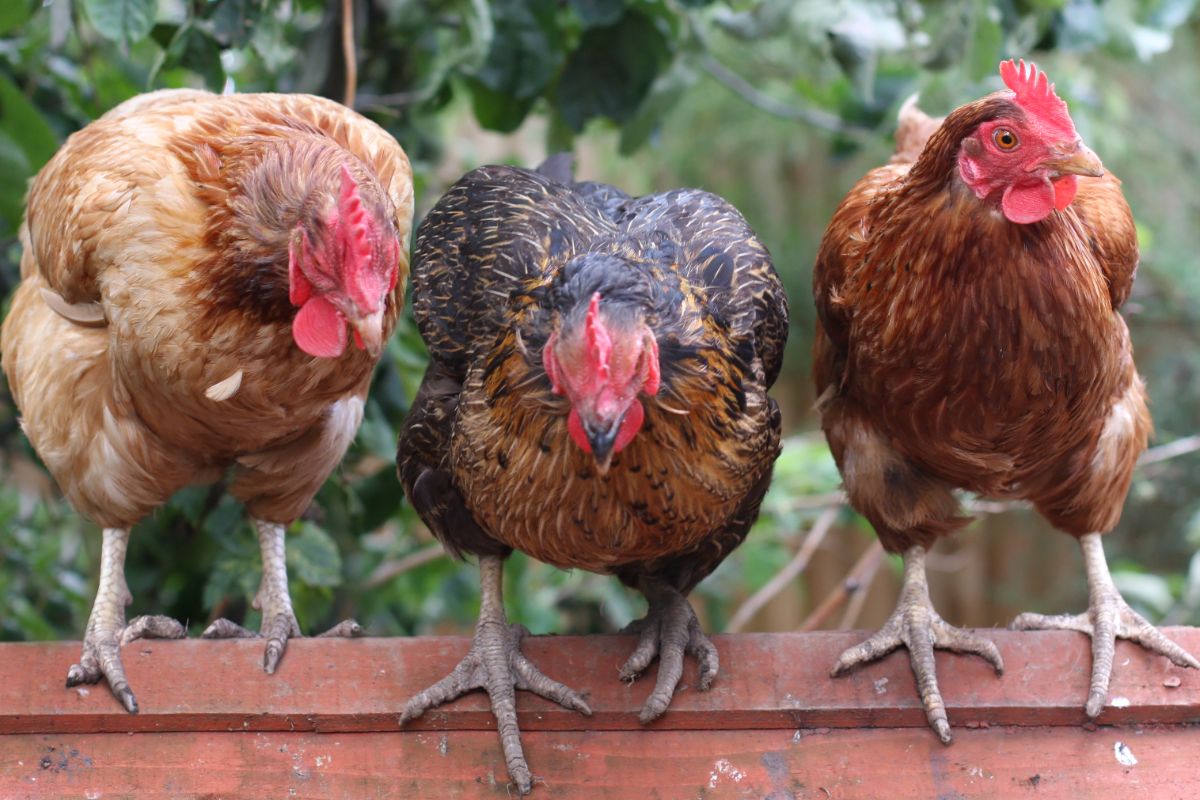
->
[569,0,625,27]
[967,1,1003,81]
[466,77,538,132]
[83,0,158,49]
[0,0,34,35]
[157,24,226,89]
[208,0,263,48]
[619,57,697,153]
[0,75,60,172]
[250,12,296,73]
[1113,570,1174,617]
[202,553,260,611]
[0,131,31,237]
[288,521,343,588]
[473,0,561,100]
[554,10,671,132]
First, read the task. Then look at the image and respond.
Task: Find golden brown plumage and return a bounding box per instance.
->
[813,61,1195,743]
[397,160,786,793]
[1,89,413,712]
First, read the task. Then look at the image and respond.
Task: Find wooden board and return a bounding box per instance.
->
[1,630,1197,733]
[0,630,1197,798]
[1,726,1194,799]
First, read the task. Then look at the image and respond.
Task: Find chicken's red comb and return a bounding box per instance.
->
[339,164,372,262]
[337,164,379,309]
[999,59,1077,140]
[585,292,612,379]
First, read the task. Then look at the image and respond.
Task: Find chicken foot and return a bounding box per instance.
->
[202,519,362,673]
[66,527,186,714]
[1010,532,1199,717]
[831,544,1003,743]
[619,578,719,724]
[399,555,592,795]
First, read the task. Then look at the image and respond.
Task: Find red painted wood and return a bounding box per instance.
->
[0,726,1192,799]
[0,629,1196,734]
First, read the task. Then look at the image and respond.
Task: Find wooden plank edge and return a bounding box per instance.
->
[1,629,1196,734]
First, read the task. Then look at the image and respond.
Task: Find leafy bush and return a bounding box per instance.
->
[3,0,1200,643]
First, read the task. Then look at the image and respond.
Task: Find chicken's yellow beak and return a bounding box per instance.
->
[1044,141,1104,178]
[351,308,386,358]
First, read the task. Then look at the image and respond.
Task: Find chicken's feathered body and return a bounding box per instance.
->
[406,165,783,578]
[398,163,786,793]
[813,62,1194,742]
[814,97,1144,550]
[1,89,413,711]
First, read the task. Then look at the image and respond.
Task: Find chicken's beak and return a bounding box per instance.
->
[584,419,619,475]
[351,308,386,358]
[1043,141,1105,178]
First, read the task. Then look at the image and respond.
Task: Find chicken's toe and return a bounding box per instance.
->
[620,581,717,724]
[201,618,260,639]
[399,556,585,795]
[831,544,1001,744]
[67,613,186,715]
[400,619,584,796]
[317,619,365,638]
[260,610,302,674]
[1009,533,1199,718]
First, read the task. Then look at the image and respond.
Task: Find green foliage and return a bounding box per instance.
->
[1,1,1200,647]
[84,0,158,50]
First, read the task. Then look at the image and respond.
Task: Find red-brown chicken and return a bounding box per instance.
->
[0,89,413,712]
[812,60,1197,741]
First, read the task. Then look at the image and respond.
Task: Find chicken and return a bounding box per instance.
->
[397,156,787,793]
[0,89,413,713]
[812,60,1198,742]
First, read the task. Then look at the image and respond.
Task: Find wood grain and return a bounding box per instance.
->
[1,629,1197,734]
[0,726,1194,799]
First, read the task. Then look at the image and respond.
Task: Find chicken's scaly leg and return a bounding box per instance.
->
[66,527,186,714]
[399,555,591,795]
[619,578,719,724]
[202,519,362,673]
[1010,532,1199,717]
[831,544,1003,743]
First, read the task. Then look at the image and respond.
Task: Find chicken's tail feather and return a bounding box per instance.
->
[891,93,944,165]
[535,152,575,184]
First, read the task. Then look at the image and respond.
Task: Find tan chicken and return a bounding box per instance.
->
[1,89,413,713]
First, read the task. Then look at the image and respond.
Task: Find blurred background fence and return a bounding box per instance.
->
[2,0,1199,644]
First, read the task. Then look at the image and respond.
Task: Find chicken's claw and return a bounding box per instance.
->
[400,620,590,795]
[399,556,589,795]
[201,519,361,674]
[830,544,1002,744]
[620,580,719,724]
[67,613,186,715]
[202,614,359,673]
[1010,533,1199,718]
[68,528,186,714]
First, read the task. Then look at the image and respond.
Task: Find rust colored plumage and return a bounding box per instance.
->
[813,94,1145,553]
[813,65,1195,744]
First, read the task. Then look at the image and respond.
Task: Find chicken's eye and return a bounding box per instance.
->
[993,128,1019,151]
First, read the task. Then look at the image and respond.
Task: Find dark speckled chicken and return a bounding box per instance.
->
[396,157,787,793]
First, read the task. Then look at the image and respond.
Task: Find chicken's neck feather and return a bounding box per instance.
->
[177,132,369,327]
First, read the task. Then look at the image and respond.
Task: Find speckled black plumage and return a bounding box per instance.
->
[398,161,788,591]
